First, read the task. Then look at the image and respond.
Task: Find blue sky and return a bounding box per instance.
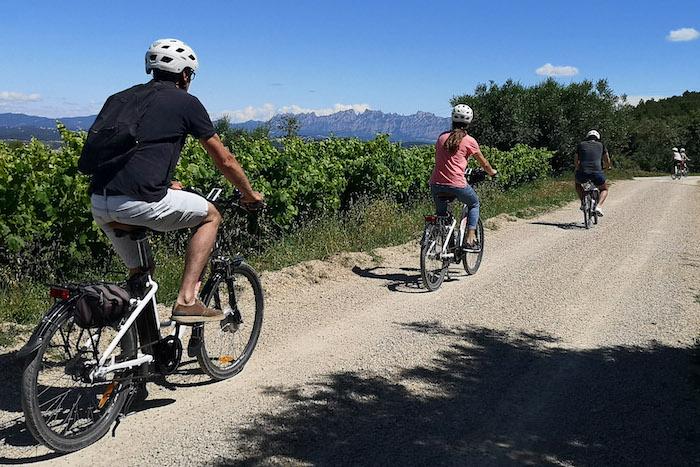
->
[2,0,698,120]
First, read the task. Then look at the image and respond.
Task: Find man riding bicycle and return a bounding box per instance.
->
[575,130,611,216]
[88,38,263,324]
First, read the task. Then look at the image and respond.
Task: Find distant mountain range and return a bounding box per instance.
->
[0,109,450,143]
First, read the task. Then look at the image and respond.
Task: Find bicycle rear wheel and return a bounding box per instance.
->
[197,262,264,380]
[583,194,591,229]
[463,218,485,275]
[21,305,137,452]
[592,191,599,225]
[420,223,448,291]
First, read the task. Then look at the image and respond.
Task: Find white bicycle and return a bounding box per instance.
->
[17,189,264,452]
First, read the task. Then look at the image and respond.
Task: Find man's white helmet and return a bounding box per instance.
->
[680,148,686,153]
[145,38,199,75]
[452,104,474,124]
[586,130,601,140]
[672,147,679,152]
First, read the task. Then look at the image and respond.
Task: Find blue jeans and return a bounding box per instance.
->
[430,184,480,229]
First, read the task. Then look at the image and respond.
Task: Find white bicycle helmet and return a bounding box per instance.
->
[145,38,199,75]
[586,130,601,140]
[452,104,474,124]
[672,147,679,151]
[680,148,686,153]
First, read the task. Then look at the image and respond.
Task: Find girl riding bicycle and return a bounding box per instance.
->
[429,104,497,248]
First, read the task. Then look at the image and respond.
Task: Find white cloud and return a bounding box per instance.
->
[216,103,372,122]
[624,95,668,106]
[667,27,700,42]
[535,63,579,77]
[0,91,41,102]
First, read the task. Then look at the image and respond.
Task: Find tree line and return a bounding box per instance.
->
[451,79,699,173]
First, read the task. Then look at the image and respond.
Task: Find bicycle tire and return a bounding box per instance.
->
[197,261,264,380]
[592,191,599,225]
[420,223,447,291]
[21,306,137,452]
[583,194,591,229]
[463,218,485,275]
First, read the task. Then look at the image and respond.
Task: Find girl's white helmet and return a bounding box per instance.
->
[452,104,474,124]
[680,148,686,153]
[672,147,679,151]
[145,38,199,74]
[586,130,601,140]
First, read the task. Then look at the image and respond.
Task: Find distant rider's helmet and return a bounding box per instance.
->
[680,148,686,153]
[145,38,199,75]
[672,147,679,152]
[452,104,474,124]
[586,130,601,140]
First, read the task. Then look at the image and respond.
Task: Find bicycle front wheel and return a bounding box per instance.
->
[463,218,485,275]
[197,262,264,380]
[420,223,448,291]
[21,305,137,452]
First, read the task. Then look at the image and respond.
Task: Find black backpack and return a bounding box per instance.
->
[78,82,159,175]
[73,283,132,328]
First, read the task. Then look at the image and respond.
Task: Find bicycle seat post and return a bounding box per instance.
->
[134,233,155,274]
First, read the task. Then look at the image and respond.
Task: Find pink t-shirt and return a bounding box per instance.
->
[429,131,480,188]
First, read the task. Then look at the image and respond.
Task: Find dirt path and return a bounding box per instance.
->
[2,176,700,466]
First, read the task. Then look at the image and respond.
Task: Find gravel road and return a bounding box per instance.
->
[2,176,699,466]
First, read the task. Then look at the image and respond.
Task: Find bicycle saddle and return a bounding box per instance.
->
[107,222,152,239]
[436,193,457,201]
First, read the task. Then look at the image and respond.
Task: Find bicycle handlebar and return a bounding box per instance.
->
[187,187,267,213]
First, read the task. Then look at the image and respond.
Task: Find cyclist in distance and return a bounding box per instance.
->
[429,104,497,249]
[575,130,611,216]
[89,38,263,324]
[673,147,683,173]
[680,148,690,172]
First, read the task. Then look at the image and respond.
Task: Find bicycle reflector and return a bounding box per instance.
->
[49,287,70,300]
[424,215,437,222]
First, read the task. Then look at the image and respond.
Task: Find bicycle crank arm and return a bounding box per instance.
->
[91,354,153,381]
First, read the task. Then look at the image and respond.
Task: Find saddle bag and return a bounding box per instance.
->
[74,284,132,328]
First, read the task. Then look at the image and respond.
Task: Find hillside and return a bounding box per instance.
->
[0,110,450,143]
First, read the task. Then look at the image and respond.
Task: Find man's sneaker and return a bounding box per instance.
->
[172,299,224,324]
[595,206,604,217]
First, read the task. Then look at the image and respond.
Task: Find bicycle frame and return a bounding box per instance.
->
[89,276,160,380]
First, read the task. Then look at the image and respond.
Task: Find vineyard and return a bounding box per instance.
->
[0,125,553,285]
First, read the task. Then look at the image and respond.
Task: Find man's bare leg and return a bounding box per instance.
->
[598,183,609,206]
[177,202,222,305]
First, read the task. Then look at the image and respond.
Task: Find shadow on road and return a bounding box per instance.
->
[215,323,700,466]
[530,221,585,230]
[351,266,462,293]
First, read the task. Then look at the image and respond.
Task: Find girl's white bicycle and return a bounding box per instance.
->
[420,169,489,291]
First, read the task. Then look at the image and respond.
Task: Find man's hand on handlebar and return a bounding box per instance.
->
[240,190,265,211]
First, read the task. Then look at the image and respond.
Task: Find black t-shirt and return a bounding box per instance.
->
[92,80,215,202]
[576,140,607,173]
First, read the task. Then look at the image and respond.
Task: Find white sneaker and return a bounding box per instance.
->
[595,206,604,217]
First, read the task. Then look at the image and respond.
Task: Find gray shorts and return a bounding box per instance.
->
[91,189,209,268]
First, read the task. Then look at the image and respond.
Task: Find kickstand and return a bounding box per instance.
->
[112,413,124,437]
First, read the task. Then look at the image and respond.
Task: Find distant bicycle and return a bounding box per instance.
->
[581,180,600,229]
[18,188,264,452]
[420,168,490,291]
[672,162,689,179]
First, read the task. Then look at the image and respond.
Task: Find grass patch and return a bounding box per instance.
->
[0,176,581,328]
